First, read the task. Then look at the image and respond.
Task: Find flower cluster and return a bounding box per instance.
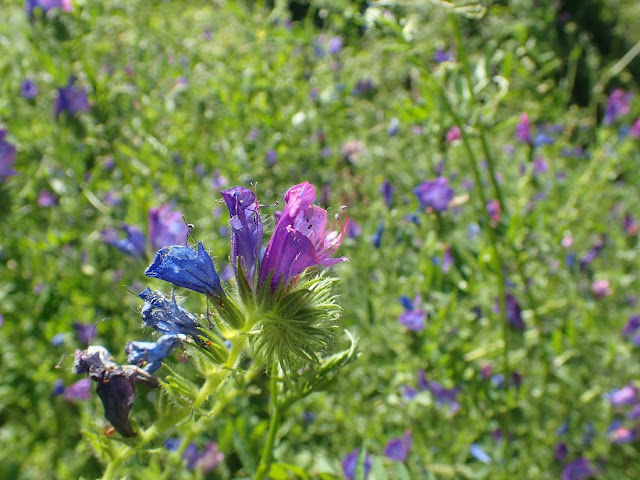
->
[71,182,348,436]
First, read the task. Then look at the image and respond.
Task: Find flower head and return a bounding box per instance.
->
[469,443,491,464]
[146,242,224,297]
[342,448,371,480]
[62,378,92,401]
[604,89,632,125]
[21,78,38,99]
[102,225,146,257]
[515,113,532,144]
[259,182,348,291]
[561,458,594,480]
[398,295,426,332]
[25,0,72,18]
[221,186,263,281]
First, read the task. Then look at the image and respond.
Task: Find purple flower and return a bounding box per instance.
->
[442,245,454,273]
[420,376,460,412]
[138,287,201,339]
[591,279,611,299]
[265,149,277,166]
[580,238,605,271]
[414,177,455,212]
[352,78,375,97]
[446,126,461,143]
[505,294,525,330]
[515,113,532,144]
[469,443,491,464]
[194,441,225,472]
[102,225,146,257]
[259,182,348,290]
[608,421,637,444]
[342,448,371,480]
[384,432,412,462]
[604,89,632,125]
[622,314,640,344]
[21,78,38,99]
[62,378,92,401]
[38,189,57,207]
[607,384,638,407]
[73,322,96,344]
[0,129,17,178]
[328,36,342,55]
[52,379,65,396]
[54,77,89,119]
[398,295,425,332]
[221,186,263,281]
[126,335,182,373]
[380,179,394,207]
[561,458,594,480]
[146,242,224,297]
[25,0,72,17]
[555,442,568,462]
[623,214,638,236]
[631,118,640,138]
[434,49,452,63]
[148,205,189,252]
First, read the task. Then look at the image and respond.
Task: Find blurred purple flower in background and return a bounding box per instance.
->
[54,77,89,119]
[342,448,371,480]
[515,113,532,144]
[622,314,640,345]
[414,177,455,212]
[26,0,72,18]
[380,179,394,208]
[73,322,96,344]
[384,431,412,462]
[62,378,92,402]
[148,205,189,252]
[388,117,399,137]
[561,458,594,480]
[555,442,568,462]
[38,189,57,207]
[631,118,640,138]
[328,36,342,55]
[607,384,638,407]
[604,89,631,125]
[21,78,38,99]
[446,126,461,143]
[591,279,611,299]
[0,129,17,178]
[434,49,452,63]
[398,295,426,332]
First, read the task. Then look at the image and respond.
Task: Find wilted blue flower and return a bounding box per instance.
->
[384,432,412,462]
[72,346,158,437]
[561,458,594,480]
[414,177,455,212]
[148,205,189,252]
[342,448,371,480]
[604,89,632,125]
[54,77,89,119]
[102,225,146,257]
[398,295,426,332]
[259,182,348,290]
[21,78,38,99]
[469,443,491,464]
[0,129,17,178]
[126,335,182,373]
[221,186,263,281]
[146,242,224,297]
[138,287,201,339]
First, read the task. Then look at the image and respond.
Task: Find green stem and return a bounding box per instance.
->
[255,361,282,480]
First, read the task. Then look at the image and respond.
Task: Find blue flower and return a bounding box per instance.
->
[371,224,384,249]
[102,225,147,258]
[398,295,426,332]
[469,443,491,464]
[384,432,412,462]
[138,287,201,339]
[145,242,224,297]
[21,78,38,99]
[54,77,89,119]
[221,186,263,282]
[561,458,594,480]
[126,335,182,373]
[342,448,371,480]
[414,177,455,212]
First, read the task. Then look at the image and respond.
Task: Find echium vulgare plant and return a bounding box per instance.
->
[71,182,356,479]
